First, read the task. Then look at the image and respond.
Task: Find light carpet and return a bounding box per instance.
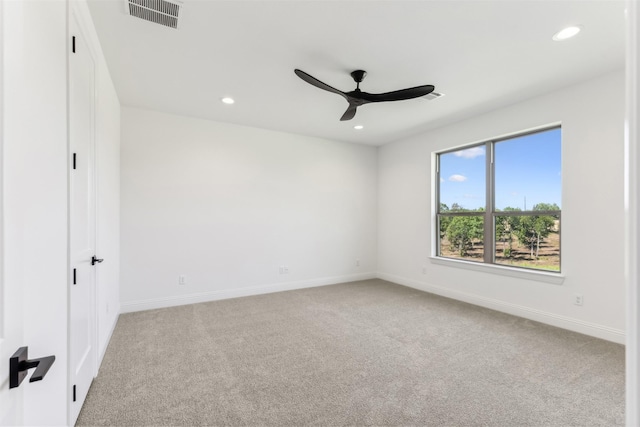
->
[77,279,624,426]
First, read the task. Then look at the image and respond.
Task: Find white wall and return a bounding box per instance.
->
[120,107,377,312]
[378,70,626,343]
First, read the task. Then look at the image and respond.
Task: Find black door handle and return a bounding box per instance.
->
[92,256,104,265]
[9,347,55,389]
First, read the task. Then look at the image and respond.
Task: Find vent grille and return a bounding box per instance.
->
[127,0,181,29]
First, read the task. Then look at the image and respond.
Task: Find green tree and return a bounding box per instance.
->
[516,203,559,259]
[446,215,483,257]
[495,207,522,258]
[439,203,452,240]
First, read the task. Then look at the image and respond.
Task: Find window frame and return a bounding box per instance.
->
[435,126,562,273]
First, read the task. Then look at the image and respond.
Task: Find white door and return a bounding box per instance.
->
[0,2,23,426]
[1,1,25,424]
[0,267,24,426]
[1,1,70,424]
[69,14,97,425]
[0,280,24,426]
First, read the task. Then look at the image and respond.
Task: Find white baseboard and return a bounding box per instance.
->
[377,272,626,345]
[120,272,377,314]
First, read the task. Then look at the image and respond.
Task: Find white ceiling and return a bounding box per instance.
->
[87,0,626,146]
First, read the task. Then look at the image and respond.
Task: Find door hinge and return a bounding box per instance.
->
[73,153,76,170]
[72,36,76,53]
[73,268,77,285]
[73,385,76,402]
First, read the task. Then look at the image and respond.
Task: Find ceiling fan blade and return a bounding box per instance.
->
[340,104,358,121]
[295,69,347,99]
[359,85,435,103]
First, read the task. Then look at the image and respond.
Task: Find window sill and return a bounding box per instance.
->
[429,257,565,285]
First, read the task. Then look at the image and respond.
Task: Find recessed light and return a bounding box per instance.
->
[552,25,582,41]
[221,97,235,104]
[354,125,364,130]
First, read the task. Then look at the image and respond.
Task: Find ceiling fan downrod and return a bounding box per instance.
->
[350,70,367,90]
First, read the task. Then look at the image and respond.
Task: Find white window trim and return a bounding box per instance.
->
[429,256,565,285]
[433,124,563,276]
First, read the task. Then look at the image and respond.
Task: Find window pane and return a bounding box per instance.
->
[438,215,484,262]
[494,215,560,271]
[439,145,485,212]
[494,128,561,211]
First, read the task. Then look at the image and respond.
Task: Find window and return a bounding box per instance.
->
[436,127,561,272]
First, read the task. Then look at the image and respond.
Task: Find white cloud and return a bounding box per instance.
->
[454,146,485,159]
[449,174,467,182]
[440,177,445,183]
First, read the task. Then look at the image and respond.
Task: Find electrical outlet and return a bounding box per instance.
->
[356,259,360,267]
[279,266,289,275]
[422,267,427,275]
[574,294,584,306]
[179,275,187,285]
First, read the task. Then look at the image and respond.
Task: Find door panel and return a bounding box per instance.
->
[2,1,70,424]
[1,1,25,424]
[69,14,96,425]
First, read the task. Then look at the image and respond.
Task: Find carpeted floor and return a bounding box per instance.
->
[77,279,624,426]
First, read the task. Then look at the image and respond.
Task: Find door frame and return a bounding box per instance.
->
[0,0,4,342]
[625,0,639,424]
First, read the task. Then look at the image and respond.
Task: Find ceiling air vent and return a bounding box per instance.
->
[126,0,182,29]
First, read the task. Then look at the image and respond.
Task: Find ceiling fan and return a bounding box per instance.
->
[294,69,435,121]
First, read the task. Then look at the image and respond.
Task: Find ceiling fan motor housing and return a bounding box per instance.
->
[350,70,367,83]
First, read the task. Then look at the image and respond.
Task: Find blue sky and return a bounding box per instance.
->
[439,128,561,211]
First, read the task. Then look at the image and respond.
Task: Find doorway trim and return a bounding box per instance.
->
[625,0,639,425]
